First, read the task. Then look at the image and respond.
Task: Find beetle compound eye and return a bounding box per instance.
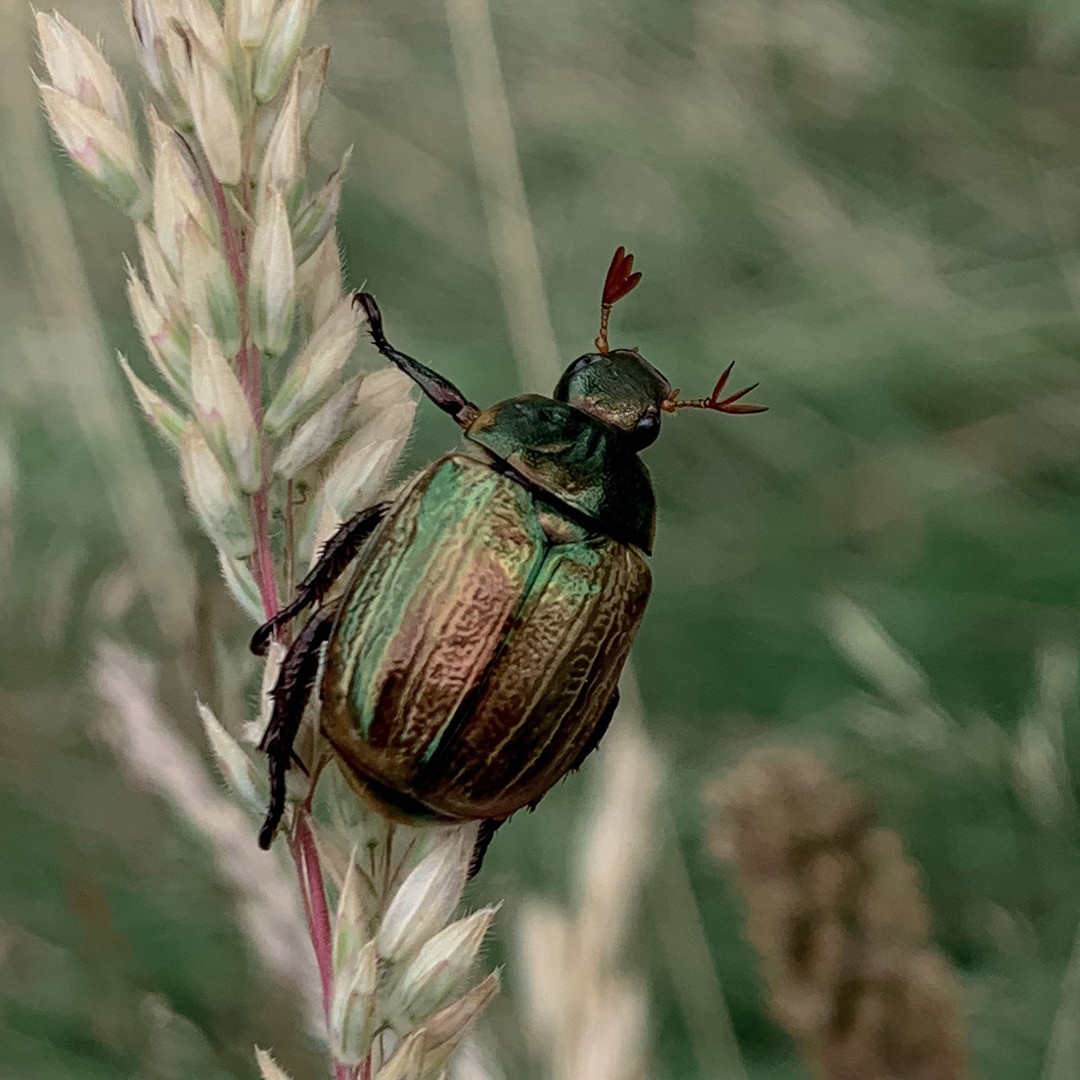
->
[630,409,660,450]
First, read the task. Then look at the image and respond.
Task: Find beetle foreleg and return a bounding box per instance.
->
[250,502,388,656]
[258,599,342,849]
[353,292,480,428]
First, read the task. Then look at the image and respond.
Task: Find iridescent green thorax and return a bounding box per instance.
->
[465,395,656,553]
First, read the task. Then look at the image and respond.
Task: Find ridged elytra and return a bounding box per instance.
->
[253,248,766,875]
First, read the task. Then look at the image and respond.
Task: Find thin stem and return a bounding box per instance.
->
[285,477,296,600]
[291,810,349,1080]
[381,823,396,901]
[209,175,279,620]
[252,478,279,619]
[211,175,250,390]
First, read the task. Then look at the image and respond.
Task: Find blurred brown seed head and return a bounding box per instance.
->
[706,748,967,1080]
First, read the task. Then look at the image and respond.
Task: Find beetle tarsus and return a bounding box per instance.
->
[468,818,504,880]
[257,600,342,849]
[250,502,389,656]
[353,291,480,428]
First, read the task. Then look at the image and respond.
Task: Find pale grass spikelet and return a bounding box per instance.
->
[118,353,186,446]
[148,108,216,269]
[190,328,260,492]
[254,0,317,102]
[125,259,190,396]
[179,424,254,557]
[332,853,369,971]
[377,1034,428,1080]
[39,5,498,1077]
[377,974,502,1080]
[177,35,244,186]
[255,1046,295,1080]
[264,295,361,433]
[354,368,417,424]
[273,376,362,478]
[197,699,266,812]
[177,0,231,67]
[38,83,150,218]
[292,148,350,263]
[249,187,296,355]
[706,748,967,1080]
[259,73,303,203]
[296,45,330,132]
[161,18,205,108]
[320,823,499,1075]
[235,0,275,49]
[297,230,344,334]
[127,0,169,95]
[135,221,178,310]
[388,906,501,1029]
[255,641,288,737]
[378,830,473,965]
[330,938,379,1064]
[319,400,416,521]
[217,547,265,621]
[178,215,242,355]
[36,10,130,129]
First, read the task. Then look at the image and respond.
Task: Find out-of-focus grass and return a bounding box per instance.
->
[6,0,1080,1076]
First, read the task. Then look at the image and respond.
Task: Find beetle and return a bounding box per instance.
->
[252,248,766,871]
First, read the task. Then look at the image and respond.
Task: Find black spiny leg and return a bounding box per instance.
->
[250,502,388,656]
[258,599,342,849]
[353,293,480,428]
[468,818,504,880]
[568,690,620,774]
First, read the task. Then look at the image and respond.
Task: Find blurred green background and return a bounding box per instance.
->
[5,0,1080,1076]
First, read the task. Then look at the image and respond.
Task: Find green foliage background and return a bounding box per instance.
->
[4,0,1080,1076]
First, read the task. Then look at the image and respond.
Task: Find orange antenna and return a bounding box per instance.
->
[595,246,642,353]
[661,361,768,416]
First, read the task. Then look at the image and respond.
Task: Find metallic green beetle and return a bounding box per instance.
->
[253,248,765,870]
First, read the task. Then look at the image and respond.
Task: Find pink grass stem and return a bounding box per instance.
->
[209,177,279,620]
[291,811,350,1080]
[209,177,251,407]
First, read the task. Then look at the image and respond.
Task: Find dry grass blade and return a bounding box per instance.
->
[1042,921,1080,1080]
[0,1,194,645]
[517,722,662,1080]
[444,0,561,389]
[91,639,317,1011]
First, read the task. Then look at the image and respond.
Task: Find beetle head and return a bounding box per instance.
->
[555,247,767,451]
[554,348,672,450]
